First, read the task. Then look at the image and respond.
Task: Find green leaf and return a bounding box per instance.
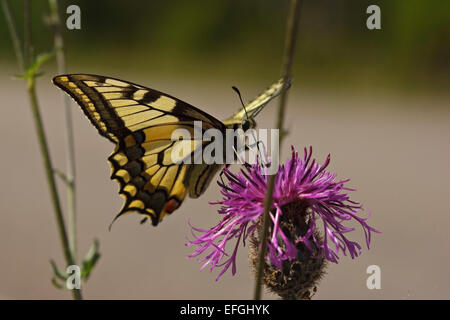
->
[81,239,101,280]
[51,277,65,290]
[13,74,27,80]
[23,48,59,79]
[50,259,68,281]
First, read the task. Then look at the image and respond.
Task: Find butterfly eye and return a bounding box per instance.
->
[242,120,250,131]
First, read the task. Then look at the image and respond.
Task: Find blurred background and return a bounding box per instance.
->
[0,0,449,299]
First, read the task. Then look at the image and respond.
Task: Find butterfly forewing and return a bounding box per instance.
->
[53,74,224,139]
[225,77,289,124]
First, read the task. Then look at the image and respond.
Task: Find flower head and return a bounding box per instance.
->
[186,146,379,283]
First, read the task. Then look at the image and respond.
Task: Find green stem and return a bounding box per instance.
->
[26,78,72,265]
[48,0,78,264]
[253,0,302,300]
[27,77,82,301]
[2,0,82,300]
[1,0,25,71]
[24,0,30,67]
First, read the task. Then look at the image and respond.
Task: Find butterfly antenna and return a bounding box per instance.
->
[232,86,250,120]
[232,86,265,163]
[247,138,269,167]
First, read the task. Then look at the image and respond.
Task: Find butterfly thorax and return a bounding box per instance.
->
[222,117,256,131]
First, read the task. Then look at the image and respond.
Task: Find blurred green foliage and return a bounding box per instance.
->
[1,0,449,89]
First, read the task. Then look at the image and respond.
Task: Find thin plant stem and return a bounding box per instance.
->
[28,81,83,301]
[27,77,82,301]
[26,77,73,268]
[48,0,78,264]
[1,0,24,71]
[253,0,302,300]
[2,0,82,300]
[24,0,30,67]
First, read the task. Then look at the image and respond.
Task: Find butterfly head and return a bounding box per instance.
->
[241,118,256,131]
[227,85,257,131]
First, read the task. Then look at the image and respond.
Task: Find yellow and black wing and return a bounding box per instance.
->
[224,77,289,125]
[53,74,225,226]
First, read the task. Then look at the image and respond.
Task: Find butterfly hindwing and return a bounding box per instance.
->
[107,123,218,226]
[108,134,190,226]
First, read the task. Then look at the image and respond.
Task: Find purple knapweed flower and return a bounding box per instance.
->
[186,146,379,282]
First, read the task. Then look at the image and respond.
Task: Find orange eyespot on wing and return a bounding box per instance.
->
[165,199,181,214]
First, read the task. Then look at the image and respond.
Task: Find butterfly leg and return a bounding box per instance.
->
[246,130,270,167]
